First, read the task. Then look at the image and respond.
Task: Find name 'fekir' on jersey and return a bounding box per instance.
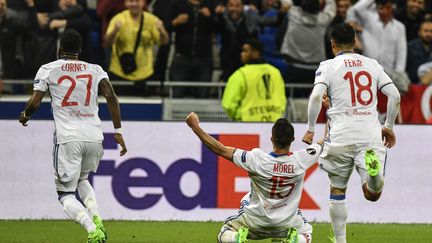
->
[33,59,109,144]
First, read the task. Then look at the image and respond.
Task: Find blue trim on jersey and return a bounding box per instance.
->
[383,151,387,177]
[57,192,75,201]
[237,200,250,216]
[330,194,346,200]
[223,215,239,224]
[53,144,60,179]
[297,209,308,223]
[269,152,287,158]
[379,82,392,91]
[241,151,247,163]
[336,51,355,56]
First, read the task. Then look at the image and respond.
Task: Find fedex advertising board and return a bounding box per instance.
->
[0,120,431,223]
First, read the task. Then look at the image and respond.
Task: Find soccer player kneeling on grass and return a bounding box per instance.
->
[19,29,127,243]
[186,112,323,243]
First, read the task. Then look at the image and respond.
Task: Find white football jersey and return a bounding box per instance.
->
[232,143,322,228]
[315,52,393,145]
[33,59,109,144]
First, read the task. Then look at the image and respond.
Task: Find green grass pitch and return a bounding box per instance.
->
[0,220,431,242]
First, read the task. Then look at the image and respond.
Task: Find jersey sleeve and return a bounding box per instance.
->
[33,66,50,92]
[96,65,109,83]
[294,143,323,169]
[232,148,260,173]
[376,63,393,90]
[314,62,330,87]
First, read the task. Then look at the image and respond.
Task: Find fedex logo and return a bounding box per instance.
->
[90,133,319,210]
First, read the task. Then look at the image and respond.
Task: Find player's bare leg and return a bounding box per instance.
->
[363,149,384,201]
[329,187,347,243]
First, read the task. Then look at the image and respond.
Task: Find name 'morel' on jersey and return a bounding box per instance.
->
[231,143,322,228]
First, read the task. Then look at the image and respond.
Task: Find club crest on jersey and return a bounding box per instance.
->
[306,148,316,155]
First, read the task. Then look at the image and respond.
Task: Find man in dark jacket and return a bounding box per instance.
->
[167,0,216,98]
[0,0,34,79]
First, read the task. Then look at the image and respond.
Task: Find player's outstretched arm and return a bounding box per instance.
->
[303,84,327,144]
[380,83,400,148]
[99,78,127,156]
[19,90,45,126]
[186,112,235,161]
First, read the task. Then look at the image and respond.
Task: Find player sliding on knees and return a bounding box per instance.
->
[186,112,323,243]
[302,23,400,243]
[19,29,127,243]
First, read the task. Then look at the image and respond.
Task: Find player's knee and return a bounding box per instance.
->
[57,191,75,201]
[298,233,312,243]
[330,186,346,196]
[362,184,382,201]
[364,192,381,202]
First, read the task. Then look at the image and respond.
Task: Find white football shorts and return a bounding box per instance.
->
[219,210,312,241]
[319,142,386,189]
[52,141,103,192]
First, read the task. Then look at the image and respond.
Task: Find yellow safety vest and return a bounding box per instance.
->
[222,63,287,121]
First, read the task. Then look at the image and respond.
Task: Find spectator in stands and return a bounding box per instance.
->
[347,0,409,93]
[222,39,286,121]
[325,0,351,58]
[407,20,432,84]
[280,0,336,97]
[215,0,286,82]
[49,0,93,62]
[395,0,425,41]
[148,0,175,93]
[104,0,169,96]
[417,60,432,85]
[167,0,216,98]
[0,0,33,79]
[215,0,259,82]
[97,0,126,44]
[22,0,59,78]
[96,0,125,68]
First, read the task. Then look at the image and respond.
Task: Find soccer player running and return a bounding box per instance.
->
[302,23,401,243]
[186,112,323,243]
[18,29,127,243]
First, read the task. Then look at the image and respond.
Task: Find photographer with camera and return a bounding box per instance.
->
[104,0,168,96]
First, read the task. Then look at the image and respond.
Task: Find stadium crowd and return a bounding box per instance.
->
[0,0,431,121]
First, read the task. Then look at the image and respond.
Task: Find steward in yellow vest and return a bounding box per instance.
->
[222,39,287,121]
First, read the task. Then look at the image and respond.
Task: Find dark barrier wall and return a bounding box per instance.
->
[0,101,163,120]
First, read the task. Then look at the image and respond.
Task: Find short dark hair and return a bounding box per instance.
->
[375,0,393,6]
[244,39,264,56]
[331,23,355,45]
[420,19,432,28]
[60,29,82,54]
[272,118,295,149]
[301,0,320,14]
